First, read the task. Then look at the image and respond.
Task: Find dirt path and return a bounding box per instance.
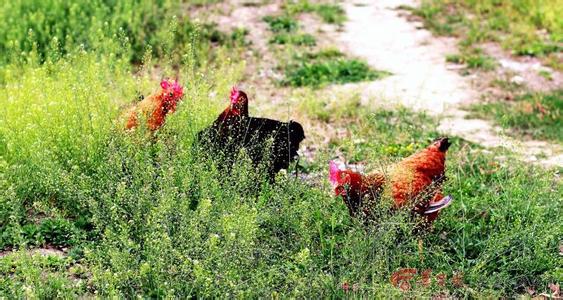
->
[337,0,562,168]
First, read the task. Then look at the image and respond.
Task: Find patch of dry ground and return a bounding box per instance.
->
[188,0,288,105]
[0,247,66,258]
[337,0,474,113]
[482,42,562,93]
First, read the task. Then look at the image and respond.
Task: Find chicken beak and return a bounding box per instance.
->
[434,137,451,152]
[335,186,347,197]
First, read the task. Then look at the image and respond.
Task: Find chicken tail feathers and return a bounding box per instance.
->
[423,195,453,215]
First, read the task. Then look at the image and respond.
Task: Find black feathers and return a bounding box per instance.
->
[197,115,305,181]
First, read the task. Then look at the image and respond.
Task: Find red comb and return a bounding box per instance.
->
[160,79,184,98]
[160,80,170,89]
[329,161,340,186]
[172,80,183,97]
[230,86,240,104]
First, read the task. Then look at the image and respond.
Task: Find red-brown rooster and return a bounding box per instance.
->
[197,86,305,180]
[122,79,184,131]
[329,138,453,226]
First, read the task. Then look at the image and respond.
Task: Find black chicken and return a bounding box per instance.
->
[197,87,305,180]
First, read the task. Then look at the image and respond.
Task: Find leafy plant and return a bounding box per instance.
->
[39,218,82,247]
[21,224,44,246]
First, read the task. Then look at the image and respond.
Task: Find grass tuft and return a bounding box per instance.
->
[270,33,316,46]
[470,90,562,142]
[283,50,388,87]
[283,0,346,25]
[263,15,299,32]
[446,48,496,70]
[313,4,346,24]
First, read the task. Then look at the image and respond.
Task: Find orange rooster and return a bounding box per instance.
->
[329,137,453,225]
[122,79,184,131]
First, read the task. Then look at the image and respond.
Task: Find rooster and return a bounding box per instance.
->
[197,86,305,180]
[329,137,453,226]
[122,79,184,131]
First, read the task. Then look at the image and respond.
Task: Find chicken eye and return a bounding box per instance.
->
[169,92,174,97]
[336,186,347,196]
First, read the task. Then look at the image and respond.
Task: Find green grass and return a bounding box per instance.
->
[301,47,345,60]
[283,49,388,87]
[0,1,561,298]
[189,0,224,5]
[0,0,241,67]
[297,90,362,123]
[445,48,496,70]
[270,33,316,46]
[263,22,386,88]
[283,0,346,25]
[284,59,383,87]
[311,4,346,25]
[470,90,563,142]
[264,13,317,46]
[2,63,561,296]
[0,251,85,297]
[0,0,181,65]
[263,15,299,32]
[201,24,249,48]
[409,0,563,70]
